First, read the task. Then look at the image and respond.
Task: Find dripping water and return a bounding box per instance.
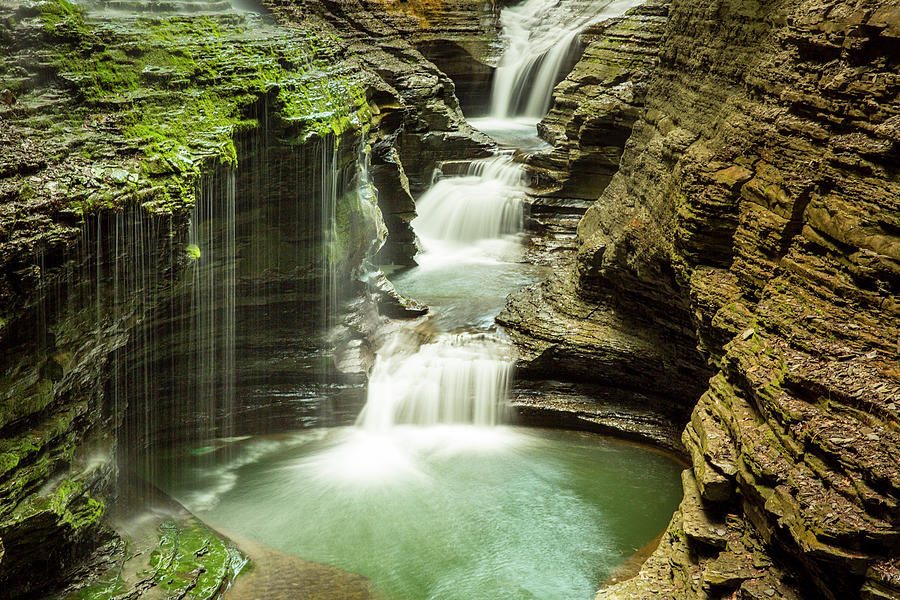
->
[320,135,340,333]
[188,169,237,448]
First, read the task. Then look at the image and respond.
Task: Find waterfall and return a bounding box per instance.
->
[357,334,512,431]
[357,155,523,431]
[189,168,238,445]
[489,0,639,119]
[411,155,525,249]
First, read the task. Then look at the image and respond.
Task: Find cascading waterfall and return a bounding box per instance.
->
[357,334,512,430]
[489,0,640,118]
[346,1,646,435]
[358,156,525,430]
[411,155,526,259]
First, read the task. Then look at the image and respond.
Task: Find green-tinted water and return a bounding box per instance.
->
[150,426,682,600]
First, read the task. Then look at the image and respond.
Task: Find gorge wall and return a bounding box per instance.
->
[0,0,898,598]
[502,0,899,598]
[0,0,490,596]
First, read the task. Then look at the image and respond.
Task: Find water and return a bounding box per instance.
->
[389,259,545,331]
[468,116,553,151]
[150,427,685,600]
[393,152,544,331]
[357,333,513,430]
[489,0,642,119]
[412,155,525,252]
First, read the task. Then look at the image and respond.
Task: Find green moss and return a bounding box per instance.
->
[0,452,19,476]
[36,1,372,215]
[71,574,126,600]
[50,478,106,529]
[39,0,86,33]
[145,519,245,600]
[58,517,246,600]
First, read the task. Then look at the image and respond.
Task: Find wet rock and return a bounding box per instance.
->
[679,470,729,550]
[513,0,900,598]
[509,379,687,454]
[498,269,712,417]
[367,269,428,319]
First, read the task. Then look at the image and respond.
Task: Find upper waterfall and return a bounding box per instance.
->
[489,0,641,119]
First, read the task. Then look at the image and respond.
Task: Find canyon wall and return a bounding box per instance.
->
[0,0,490,596]
[503,0,899,598]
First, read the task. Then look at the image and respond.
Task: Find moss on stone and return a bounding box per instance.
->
[57,517,245,600]
[50,478,106,529]
[34,0,371,215]
[39,0,86,33]
[144,519,244,600]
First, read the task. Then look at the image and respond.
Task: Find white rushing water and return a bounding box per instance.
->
[356,1,652,434]
[357,334,512,431]
[412,155,525,250]
[359,156,524,431]
[490,0,641,118]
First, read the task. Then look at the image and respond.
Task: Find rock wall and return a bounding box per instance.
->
[0,0,488,596]
[504,0,899,598]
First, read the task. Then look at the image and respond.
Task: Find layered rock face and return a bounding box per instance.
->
[499,0,713,423]
[528,0,669,204]
[303,0,507,115]
[505,0,899,598]
[0,0,487,596]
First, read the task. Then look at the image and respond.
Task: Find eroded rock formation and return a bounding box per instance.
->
[503,0,900,598]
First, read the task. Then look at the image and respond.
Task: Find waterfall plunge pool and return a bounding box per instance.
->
[149,426,683,600]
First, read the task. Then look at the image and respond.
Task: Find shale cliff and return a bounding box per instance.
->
[502,0,899,598]
[0,0,489,597]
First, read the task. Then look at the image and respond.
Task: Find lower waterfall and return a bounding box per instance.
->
[357,333,512,430]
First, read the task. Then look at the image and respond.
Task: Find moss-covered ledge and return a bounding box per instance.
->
[2,0,374,309]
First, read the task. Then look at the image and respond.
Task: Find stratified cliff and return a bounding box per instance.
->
[0,0,489,596]
[503,0,899,598]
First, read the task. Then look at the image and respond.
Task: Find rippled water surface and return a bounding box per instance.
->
[151,427,683,600]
